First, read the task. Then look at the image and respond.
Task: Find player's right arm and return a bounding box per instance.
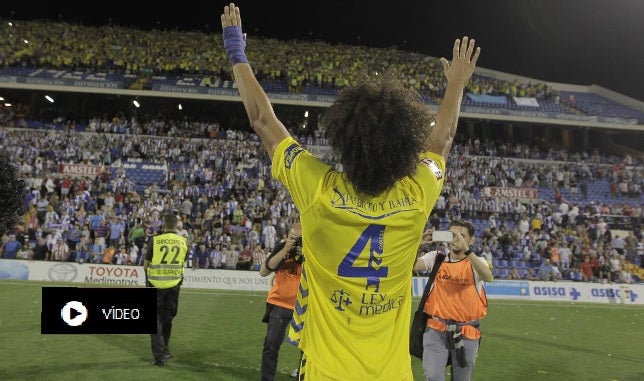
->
[426,37,480,158]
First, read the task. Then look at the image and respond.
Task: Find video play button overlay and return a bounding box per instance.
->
[61,301,88,327]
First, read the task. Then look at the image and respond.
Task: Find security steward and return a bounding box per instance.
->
[144,212,188,366]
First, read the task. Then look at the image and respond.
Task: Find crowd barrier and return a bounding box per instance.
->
[2,259,642,304]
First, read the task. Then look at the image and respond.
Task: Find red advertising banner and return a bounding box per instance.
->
[489,187,538,199]
[58,163,110,177]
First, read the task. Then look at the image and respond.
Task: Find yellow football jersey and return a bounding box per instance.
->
[272,137,445,380]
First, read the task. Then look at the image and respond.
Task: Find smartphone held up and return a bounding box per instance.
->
[432,230,454,242]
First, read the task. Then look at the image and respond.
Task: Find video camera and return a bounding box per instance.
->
[288,236,304,264]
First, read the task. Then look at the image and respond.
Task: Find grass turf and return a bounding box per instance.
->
[1,280,642,381]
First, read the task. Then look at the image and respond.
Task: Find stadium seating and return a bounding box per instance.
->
[493,268,510,279]
[110,162,166,191]
[3,64,643,123]
[560,91,644,122]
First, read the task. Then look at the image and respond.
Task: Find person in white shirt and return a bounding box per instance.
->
[262,221,277,251]
[115,246,129,265]
[517,214,530,235]
[129,244,140,265]
[481,246,493,269]
[608,254,622,283]
[558,242,572,271]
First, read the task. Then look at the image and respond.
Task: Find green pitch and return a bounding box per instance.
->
[1,280,642,381]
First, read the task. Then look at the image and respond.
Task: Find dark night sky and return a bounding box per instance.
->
[2,0,643,101]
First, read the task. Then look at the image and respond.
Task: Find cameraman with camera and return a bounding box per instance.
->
[413,220,493,381]
[259,221,304,380]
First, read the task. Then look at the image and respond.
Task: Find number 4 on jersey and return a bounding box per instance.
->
[338,224,388,292]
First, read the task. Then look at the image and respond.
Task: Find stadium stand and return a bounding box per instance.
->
[0,18,642,283]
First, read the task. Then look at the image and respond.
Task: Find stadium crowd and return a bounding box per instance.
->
[0,18,642,284]
[0,117,642,284]
[1,18,562,104]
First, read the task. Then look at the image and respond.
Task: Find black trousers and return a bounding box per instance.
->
[261,304,293,381]
[150,285,180,362]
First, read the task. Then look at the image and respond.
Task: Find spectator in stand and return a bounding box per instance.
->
[528,247,542,268]
[1,234,22,259]
[129,242,140,265]
[89,239,102,263]
[517,214,530,236]
[43,205,59,231]
[76,236,92,264]
[531,213,543,232]
[580,255,594,282]
[598,253,612,284]
[252,243,266,271]
[193,243,209,269]
[547,241,561,269]
[589,253,601,280]
[551,261,563,281]
[103,191,115,214]
[237,244,252,270]
[611,234,626,256]
[16,237,34,260]
[538,258,555,281]
[22,234,40,257]
[209,243,224,269]
[224,244,238,270]
[108,216,126,248]
[568,266,583,281]
[262,221,277,252]
[67,222,82,253]
[481,245,494,268]
[52,238,70,261]
[624,231,638,264]
[524,268,540,280]
[248,225,261,248]
[129,220,146,252]
[618,266,635,284]
[102,246,117,264]
[115,245,129,265]
[558,241,572,272]
[508,267,521,280]
[608,253,623,283]
[93,219,109,254]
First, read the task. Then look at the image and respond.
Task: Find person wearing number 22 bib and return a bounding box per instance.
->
[144,212,188,367]
[220,3,480,379]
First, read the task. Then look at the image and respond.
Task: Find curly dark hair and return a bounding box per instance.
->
[323,71,434,196]
[0,149,26,237]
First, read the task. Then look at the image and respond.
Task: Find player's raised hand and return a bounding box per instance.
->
[440,36,481,85]
[221,2,242,29]
[221,2,248,66]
